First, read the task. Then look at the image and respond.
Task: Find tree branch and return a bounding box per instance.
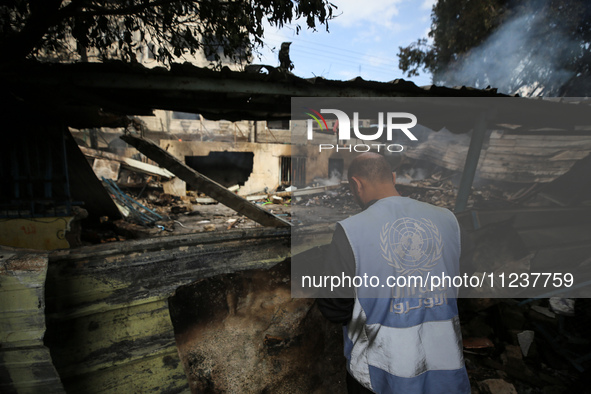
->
[0,0,65,60]
[77,0,214,18]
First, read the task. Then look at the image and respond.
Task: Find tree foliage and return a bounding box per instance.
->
[398,0,591,96]
[0,0,335,65]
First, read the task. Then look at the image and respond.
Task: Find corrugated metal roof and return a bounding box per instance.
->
[3,60,590,131]
[2,60,514,127]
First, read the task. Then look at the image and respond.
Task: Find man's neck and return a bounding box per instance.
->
[369,184,400,201]
[364,191,399,209]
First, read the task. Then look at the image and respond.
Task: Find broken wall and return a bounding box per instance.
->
[254,120,291,144]
[141,111,254,142]
[162,139,357,196]
[160,141,326,193]
[291,144,354,184]
[161,140,289,195]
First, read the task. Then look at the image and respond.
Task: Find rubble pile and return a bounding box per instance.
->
[78,142,298,241]
[399,179,458,208]
[396,169,534,211]
[81,139,544,241]
[289,185,359,225]
[459,298,590,393]
[289,167,544,223]
[289,175,525,226]
[86,185,295,241]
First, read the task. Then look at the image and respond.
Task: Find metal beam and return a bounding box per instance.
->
[455,115,487,213]
[120,134,291,227]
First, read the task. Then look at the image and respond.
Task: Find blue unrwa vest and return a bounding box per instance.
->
[339,196,470,394]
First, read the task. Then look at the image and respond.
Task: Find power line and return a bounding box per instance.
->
[259,37,399,75]
[264,31,397,65]
[258,32,418,82]
[290,46,396,74]
[290,54,398,80]
[260,33,403,79]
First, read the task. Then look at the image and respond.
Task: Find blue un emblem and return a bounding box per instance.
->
[380,217,443,275]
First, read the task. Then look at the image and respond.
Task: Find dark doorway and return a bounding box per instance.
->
[328,158,344,180]
[185,152,254,188]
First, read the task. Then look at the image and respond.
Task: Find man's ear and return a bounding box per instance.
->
[350,176,362,192]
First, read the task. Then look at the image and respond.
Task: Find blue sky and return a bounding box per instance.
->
[255,0,436,86]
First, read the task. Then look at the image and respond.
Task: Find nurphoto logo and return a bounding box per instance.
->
[304,108,418,152]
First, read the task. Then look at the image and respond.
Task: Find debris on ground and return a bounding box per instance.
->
[74,144,591,390]
[459,298,591,393]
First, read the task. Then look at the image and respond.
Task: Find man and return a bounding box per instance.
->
[278,41,294,72]
[317,152,472,393]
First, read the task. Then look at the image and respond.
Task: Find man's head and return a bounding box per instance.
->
[347,152,399,208]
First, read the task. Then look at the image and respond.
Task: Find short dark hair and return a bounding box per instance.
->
[347,153,393,183]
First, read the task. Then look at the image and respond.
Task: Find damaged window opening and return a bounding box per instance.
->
[281,156,306,187]
[0,128,72,218]
[267,120,290,130]
[328,158,344,180]
[172,111,200,120]
[185,152,253,189]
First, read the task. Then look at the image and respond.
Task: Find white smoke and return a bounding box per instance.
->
[396,168,429,184]
[437,0,579,96]
[314,169,343,186]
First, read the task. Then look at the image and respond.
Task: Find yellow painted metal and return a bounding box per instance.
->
[47,299,189,393]
[0,217,73,250]
[51,300,176,374]
[64,347,188,393]
[0,252,48,347]
[0,347,64,393]
[0,250,65,393]
[42,228,291,393]
[1,205,293,393]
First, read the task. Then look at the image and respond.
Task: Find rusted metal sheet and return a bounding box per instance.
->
[0,248,65,393]
[44,227,291,393]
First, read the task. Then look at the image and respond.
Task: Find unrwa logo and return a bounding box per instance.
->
[304,108,418,141]
[380,217,442,276]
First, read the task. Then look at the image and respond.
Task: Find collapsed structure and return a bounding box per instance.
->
[1,61,591,393]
